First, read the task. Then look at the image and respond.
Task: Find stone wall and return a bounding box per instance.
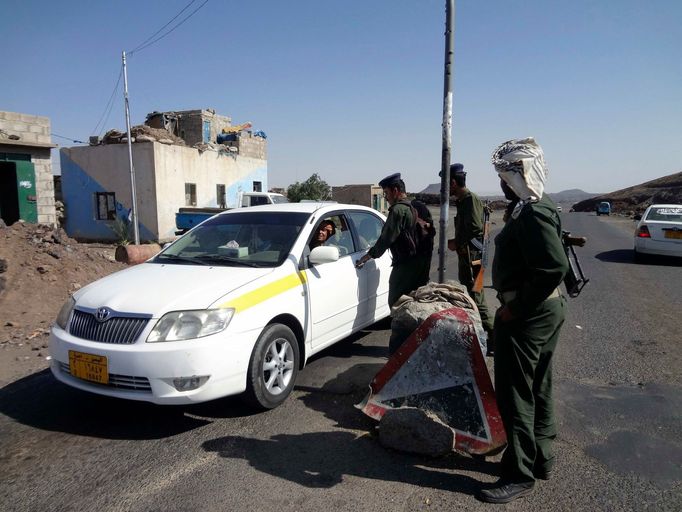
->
[0,111,51,145]
[222,132,267,160]
[0,111,57,225]
[173,109,232,146]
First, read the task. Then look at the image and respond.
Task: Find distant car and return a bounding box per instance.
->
[633,204,682,262]
[50,203,392,409]
[556,205,563,213]
[596,201,611,216]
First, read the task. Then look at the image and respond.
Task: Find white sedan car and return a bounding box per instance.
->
[634,204,682,262]
[50,203,391,408]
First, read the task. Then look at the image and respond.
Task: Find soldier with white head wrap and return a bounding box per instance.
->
[477,138,569,504]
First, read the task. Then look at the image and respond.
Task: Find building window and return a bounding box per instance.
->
[253,181,262,192]
[216,184,226,208]
[185,183,197,206]
[95,192,116,220]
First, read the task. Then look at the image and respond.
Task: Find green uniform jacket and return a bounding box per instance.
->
[492,194,569,318]
[368,201,413,263]
[454,190,485,250]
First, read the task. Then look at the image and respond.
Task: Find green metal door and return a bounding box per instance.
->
[14,161,38,223]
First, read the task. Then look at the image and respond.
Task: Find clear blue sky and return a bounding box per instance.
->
[3,0,680,194]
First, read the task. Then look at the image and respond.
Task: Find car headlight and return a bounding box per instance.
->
[56,297,76,330]
[147,309,235,342]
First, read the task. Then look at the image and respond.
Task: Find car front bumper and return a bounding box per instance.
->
[49,325,259,404]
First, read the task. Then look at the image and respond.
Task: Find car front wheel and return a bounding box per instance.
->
[243,323,299,409]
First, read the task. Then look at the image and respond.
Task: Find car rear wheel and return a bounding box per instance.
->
[243,323,299,409]
[633,249,647,263]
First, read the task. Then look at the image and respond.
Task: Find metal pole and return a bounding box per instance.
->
[122,50,140,245]
[438,0,455,283]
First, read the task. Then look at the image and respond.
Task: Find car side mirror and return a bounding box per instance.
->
[309,246,339,265]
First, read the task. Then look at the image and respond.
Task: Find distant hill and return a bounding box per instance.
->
[548,189,599,204]
[572,171,682,214]
[415,184,597,206]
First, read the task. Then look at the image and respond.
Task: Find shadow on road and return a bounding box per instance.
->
[596,249,682,266]
[0,369,262,440]
[203,430,497,494]
[595,249,639,264]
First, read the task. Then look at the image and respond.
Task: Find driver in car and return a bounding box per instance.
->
[309,220,336,250]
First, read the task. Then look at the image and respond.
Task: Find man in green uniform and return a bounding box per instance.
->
[478,138,569,504]
[356,172,429,308]
[446,163,495,352]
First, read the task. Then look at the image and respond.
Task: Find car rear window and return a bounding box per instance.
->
[646,207,682,222]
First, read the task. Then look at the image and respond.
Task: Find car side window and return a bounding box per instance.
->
[348,211,383,251]
[308,214,356,256]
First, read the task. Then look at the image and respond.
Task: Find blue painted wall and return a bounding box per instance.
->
[60,152,155,241]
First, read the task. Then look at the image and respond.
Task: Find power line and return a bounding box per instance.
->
[128,0,210,55]
[128,0,197,54]
[52,133,86,144]
[92,65,123,136]
[89,1,209,140]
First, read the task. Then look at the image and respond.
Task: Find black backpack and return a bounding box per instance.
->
[411,199,436,255]
[391,200,436,263]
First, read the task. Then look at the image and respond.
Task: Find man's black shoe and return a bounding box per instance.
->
[477,480,534,504]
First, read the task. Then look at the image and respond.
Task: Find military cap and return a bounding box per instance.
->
[439,163,466,177]
[451,163,466,175]
[378,172,402,188]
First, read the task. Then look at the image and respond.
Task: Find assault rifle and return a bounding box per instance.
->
[562,231,589,297]
[471,205,491,293]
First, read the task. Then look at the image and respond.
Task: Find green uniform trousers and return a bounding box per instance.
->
[388,255,431,307]
[494,295,566,483]
[457,254,494,332]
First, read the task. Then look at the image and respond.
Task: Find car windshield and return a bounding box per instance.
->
[271,195,289,204]
[646,207,682,222]
[156,211,309,267]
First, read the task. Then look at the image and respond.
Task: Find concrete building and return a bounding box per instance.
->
[61,109,268,243]
[332,184,387,214]
[0,111,57,226]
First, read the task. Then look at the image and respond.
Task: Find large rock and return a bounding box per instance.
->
[378,407,455,457]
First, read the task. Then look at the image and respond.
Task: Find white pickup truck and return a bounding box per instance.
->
[176,192,288,233]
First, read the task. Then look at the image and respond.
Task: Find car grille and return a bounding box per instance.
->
[59,362,152,392]
[70,310,149,344]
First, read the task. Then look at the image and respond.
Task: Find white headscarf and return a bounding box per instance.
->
[491,137,549,219]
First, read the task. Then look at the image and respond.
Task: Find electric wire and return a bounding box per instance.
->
[92,65,123,137]
[51,133,86,144]
[128,0,210,56]
[128,0,197,55]
[89,0,209,140]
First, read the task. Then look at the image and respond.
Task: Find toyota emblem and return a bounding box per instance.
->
[96,307,112,322]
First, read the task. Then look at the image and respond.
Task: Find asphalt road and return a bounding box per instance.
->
[0,211,680,511]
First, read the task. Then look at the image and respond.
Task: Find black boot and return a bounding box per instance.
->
[477,480,534,504]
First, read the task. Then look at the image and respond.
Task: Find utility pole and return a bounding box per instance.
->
[438,0,455,283]
[122,50,140,245]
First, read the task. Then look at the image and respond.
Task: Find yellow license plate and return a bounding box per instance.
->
[664,230,682,240]
[69,350,109,385]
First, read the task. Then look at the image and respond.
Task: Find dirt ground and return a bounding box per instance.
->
[0,221,125,386]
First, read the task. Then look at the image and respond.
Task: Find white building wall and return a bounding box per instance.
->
[153,143,267,240]
[62,141,267,242]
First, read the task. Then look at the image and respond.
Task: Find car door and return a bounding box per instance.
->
[304,213,362,350]
[348,210,391,324]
